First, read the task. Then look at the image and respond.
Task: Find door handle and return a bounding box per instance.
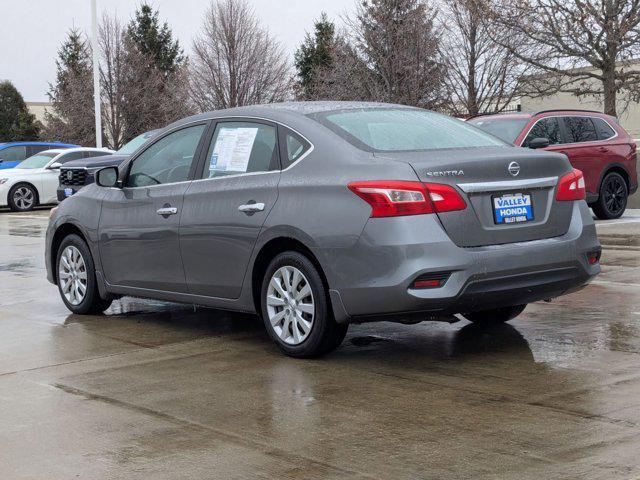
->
[156,206,178,216]
[238,202,265,213]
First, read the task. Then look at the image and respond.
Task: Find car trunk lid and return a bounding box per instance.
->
[378,146,575,247]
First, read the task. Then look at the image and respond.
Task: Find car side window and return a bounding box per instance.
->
[564,117,598,143]
[523,117,561,147]
[27,145,48,157]
[201,121,278,179]
[592,118,616,140]
[0,146,27,163]
[82,151,106,159]
[57,152,85,164]
[127,124,206,187]
[281,128,311,169]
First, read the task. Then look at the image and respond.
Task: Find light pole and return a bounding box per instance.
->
[90,0,102,148]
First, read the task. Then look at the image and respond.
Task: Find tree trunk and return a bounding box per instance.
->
[466,15,478,116]
[602,61,617,117]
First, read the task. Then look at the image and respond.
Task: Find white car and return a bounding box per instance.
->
[0,147,114,212]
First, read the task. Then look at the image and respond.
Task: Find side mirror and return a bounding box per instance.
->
[528,137,550,149]
[48,162,62,169]
[96,166,119,188]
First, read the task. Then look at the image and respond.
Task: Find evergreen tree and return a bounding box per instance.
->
[353,0,445,108]
[294,13,336,99]
[122,4,192,141]
[0,81,40,141]
[127,3,184,74]
[43,29,96,145]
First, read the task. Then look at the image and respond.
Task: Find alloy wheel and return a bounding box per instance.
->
[58,246,88,306]
[266,266,315,345]
[602,176,626,216]
[13,186,34,210]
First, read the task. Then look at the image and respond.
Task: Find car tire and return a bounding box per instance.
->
[56,234,112,315]
[260,251,348,358]
[8,183,38,212]
[461,304,527,326]
[592,172,628,220]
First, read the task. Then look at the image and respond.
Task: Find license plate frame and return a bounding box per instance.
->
[492,192,534,225]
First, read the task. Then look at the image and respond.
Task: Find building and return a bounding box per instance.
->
[25,101,52,125]
[518,61,640,138]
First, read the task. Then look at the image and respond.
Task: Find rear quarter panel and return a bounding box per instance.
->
[259,121,421,289]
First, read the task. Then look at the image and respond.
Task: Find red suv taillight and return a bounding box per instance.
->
[348,181,466,218]
[556,169,586,201]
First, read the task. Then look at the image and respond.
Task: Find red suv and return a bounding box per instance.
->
[469,110,638,219]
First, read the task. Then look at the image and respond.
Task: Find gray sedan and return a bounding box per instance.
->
[45,102,601,357]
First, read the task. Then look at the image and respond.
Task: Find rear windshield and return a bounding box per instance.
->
[467,117,529,143]
[310,108,506,152]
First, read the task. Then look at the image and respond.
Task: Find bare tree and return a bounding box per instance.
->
[190,0,292,111]
[485,0,640,117]
[99,14,127,149]
[308,35,375,101]
[440,0,530,116]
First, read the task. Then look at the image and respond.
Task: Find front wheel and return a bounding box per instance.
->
[56,234,113,314]
[461,304,527,326]
[260,251,348,358]
[592,172,628,220]
[8,183,37,211]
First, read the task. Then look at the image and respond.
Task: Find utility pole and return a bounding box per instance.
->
[90,0,102,148]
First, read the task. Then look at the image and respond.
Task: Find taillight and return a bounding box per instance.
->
[348,181,466,218]
[556,169,586,201]
[410,271,451,289]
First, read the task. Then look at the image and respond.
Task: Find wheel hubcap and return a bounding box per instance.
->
[266,266,314,345]
[603,177,626,215]
[13,187,34,210]
[58,246,88,305]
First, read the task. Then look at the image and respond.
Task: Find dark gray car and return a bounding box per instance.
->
[45,102,601,357]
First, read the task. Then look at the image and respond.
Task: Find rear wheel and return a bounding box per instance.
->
[8,183,37,212]
[461,304,527,326]
[260,251,348,358]
[592,172,627,220]
[56,234,112,314]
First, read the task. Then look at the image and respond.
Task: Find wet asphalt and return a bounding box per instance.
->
[1,208,640,479]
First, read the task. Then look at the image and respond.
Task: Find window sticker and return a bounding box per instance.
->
[209,127,258,173]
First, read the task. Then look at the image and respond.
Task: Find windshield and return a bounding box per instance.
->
[17,153,57,169]
[467,117,529,143]
[311,108,506,152]
[117,132,155,155]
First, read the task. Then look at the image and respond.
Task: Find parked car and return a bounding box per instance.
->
[0,147,114,211]
[0,141,77,170]
[468,109,638,219]
[57,130,158,201]
[45,102,600,358]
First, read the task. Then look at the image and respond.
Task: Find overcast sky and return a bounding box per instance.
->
[0,0,354,102]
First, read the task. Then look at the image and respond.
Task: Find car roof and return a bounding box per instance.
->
[39,147,112,156]
[166,101,419,129]
[469,109,615,122]
[0,141,77,148]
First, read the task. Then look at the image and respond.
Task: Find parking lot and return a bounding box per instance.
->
[1,208,640,479]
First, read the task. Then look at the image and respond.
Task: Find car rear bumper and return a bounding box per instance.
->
[322,201,600,323]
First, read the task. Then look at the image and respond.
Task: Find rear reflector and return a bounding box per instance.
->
[410,272,451,289]
[587,250,601,265]
[348,181,466,218]
[556,169,586,201]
